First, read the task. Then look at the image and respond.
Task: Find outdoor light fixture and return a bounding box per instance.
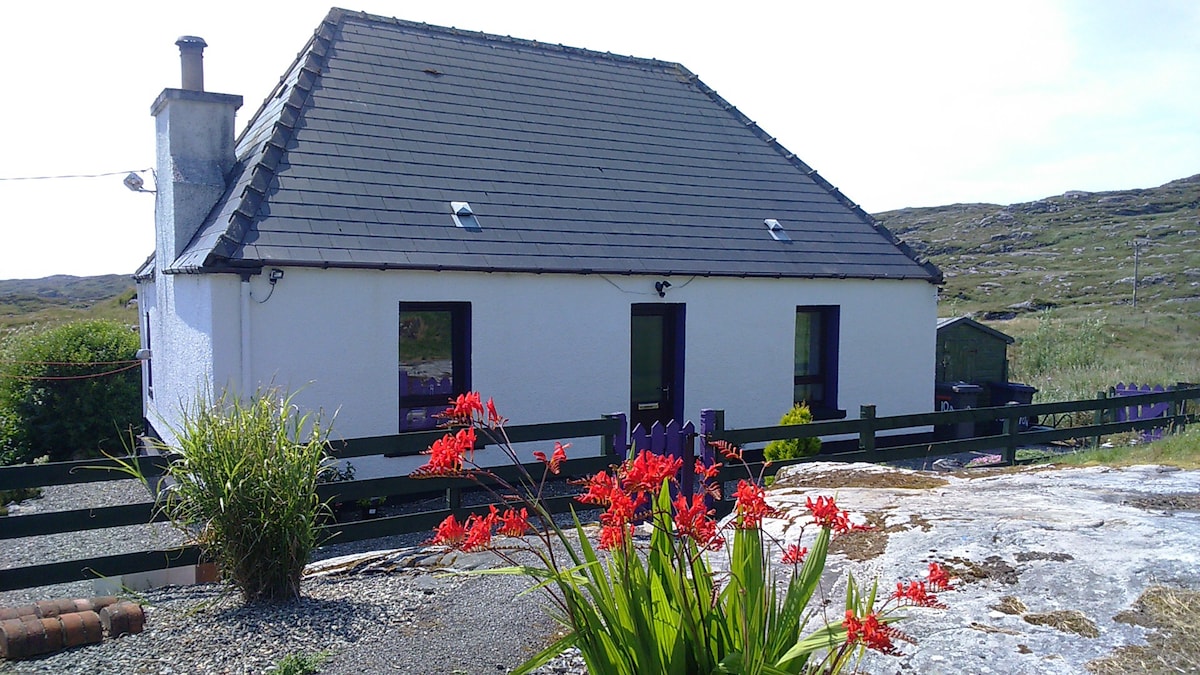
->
[269,268,285,283]
[123,172,155,193]
[655,280,671,297]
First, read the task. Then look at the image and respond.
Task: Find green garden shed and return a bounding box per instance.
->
[936,316,1014,391]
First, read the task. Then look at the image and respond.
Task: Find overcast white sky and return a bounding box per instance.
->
[1,0,1197,281]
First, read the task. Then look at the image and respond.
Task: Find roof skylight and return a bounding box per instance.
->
[451,201,482,231]
[764,218,790,242]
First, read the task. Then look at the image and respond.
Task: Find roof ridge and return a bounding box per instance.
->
[681,64,943,284]
[327,7,682,71]
[199,13,341,267]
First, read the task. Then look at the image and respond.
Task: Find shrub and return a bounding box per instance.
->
[764,403,821,462]
[1010,313,1109,381]
[0,320,141,465]
[138,388,335,603]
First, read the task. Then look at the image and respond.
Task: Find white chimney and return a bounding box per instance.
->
[151,36,243,266]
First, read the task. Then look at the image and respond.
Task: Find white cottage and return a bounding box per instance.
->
[136,9,942,450]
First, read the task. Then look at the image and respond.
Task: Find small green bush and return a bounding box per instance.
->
[147,388,335,603]
[1010,313,1109,381]
[763,403,821,461]
[0,320,141,465]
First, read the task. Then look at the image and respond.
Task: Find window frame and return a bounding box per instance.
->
[398,302,471,430]
[794,305,845,420]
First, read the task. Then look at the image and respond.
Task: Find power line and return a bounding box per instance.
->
[0,168,153,182]
[0,363,142,381]
[0,360,140,365]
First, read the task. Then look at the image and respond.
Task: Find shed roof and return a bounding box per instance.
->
[161,8,941,282]
[936,316,1015,344]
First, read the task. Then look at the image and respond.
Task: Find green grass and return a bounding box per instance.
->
[270,650,331,674]
[0,274,136,337]
[1039,426,1200,470]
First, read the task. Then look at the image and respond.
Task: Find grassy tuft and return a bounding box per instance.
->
[1041,426,1200,470]
[271,650,332,675]
[1088,586,1200,674]
[151,387,335,603]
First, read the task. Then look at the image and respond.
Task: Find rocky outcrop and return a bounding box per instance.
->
[762,462,1200,674]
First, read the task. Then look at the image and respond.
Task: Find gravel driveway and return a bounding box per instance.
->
[1,482,589,674]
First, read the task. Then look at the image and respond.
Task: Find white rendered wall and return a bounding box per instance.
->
[208,268,937,445]
[141,272,241,443]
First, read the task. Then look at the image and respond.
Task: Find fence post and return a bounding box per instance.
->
[859,405,876,455]
[1002,402,1020,466]
[1171,383,1194,435]
[603,413,628,460]
[1092,391,1107,449]
[700,409,725,437]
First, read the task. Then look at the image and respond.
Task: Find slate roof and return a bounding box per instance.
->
[936,317,1015,344]
[162,8,941,282]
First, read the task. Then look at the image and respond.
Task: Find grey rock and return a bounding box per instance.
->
[763,462,1200,675]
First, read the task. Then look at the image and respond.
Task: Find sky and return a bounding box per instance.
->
[1,0,1197,281]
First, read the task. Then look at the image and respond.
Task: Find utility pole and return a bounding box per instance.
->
[1132,238,1148,308]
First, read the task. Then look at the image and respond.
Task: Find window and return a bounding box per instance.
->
[141,311,153,397]
[794,306,843,419]
[399,302,471,431]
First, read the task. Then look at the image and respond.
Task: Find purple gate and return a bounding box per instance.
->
[607,417,716,502]
[1112,383,1171,441]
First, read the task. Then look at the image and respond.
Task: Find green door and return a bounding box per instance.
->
[631,304,683,429]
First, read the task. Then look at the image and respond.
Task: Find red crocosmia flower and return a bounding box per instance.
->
[428,514,467,548]
[535,442,570,474]
[444,392,485,423]
[708,440,743,462]
[843,610,911,655]
[497,507,530,537]
[805,495,863,534]
[598,523,632,550]
[485,397,505,426]
[781,544,808,565]
[455,426,477,461]
[622,450,683,493]
[927,562,954,591]
[551,442,568,468]
[672,493,723,551]
[600,489,646,530]
[461,511,497,551]
[576,471,618,506]
[413,427,477,477]
[694,459,722,481]
[733,480,776,529]
[891,580,946,609]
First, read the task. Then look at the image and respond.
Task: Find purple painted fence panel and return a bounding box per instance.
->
[1113,383,1170,440]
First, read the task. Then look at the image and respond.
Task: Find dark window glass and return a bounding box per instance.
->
[399,303,470,431]
[794,306,839,416]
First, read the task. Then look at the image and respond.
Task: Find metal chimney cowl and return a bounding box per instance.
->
[176,36,208,92]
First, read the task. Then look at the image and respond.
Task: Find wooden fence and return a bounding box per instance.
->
[701,383,1199,484]
[0,416,626,593]
[2,385,1197,593]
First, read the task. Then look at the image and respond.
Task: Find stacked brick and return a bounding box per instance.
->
[0,597,145,660]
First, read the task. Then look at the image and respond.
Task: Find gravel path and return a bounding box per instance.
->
[1,480,590,674]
